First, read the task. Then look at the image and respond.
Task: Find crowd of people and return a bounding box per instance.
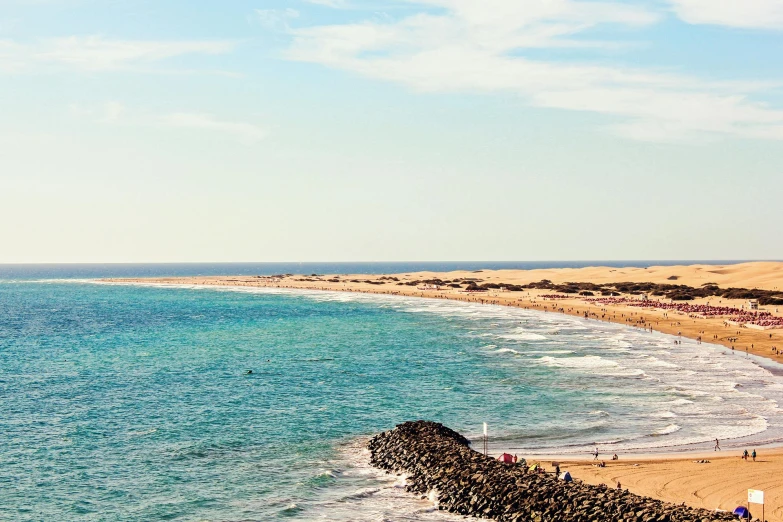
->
[731,315,783,328]
[583,297,783,328]
[583,297,644,306]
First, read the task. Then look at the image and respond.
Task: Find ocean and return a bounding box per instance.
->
[2,263,782,521]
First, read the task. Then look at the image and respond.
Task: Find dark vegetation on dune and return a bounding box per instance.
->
[369,421,735,522]
[523,280,783,305]
[281,274,783,305]
[388,277,783,303]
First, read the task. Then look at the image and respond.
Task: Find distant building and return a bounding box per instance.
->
[748,299,759,310]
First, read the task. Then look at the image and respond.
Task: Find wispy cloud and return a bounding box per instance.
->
[281,0,783,142]
[304,0,349,8]
[160,112,268,144]
[668,0,783,30]
[0,39,26,72]
[69,102,268,144]
[256,8,300,30]
[1,36,236,73]
[68,100,126,122]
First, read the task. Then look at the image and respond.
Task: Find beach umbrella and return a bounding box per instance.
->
[497,453,514,463]
[733,506,750,519]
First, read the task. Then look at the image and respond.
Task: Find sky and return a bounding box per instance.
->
[1,0,781,263]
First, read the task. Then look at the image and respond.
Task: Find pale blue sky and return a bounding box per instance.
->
[1,0,781,263]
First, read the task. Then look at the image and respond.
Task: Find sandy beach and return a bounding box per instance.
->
[107,261,783,361]
[107,261,783,520]
[558,448,783,521]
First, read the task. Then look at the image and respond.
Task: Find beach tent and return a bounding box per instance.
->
[733,506,750,519]
[498,453,514,464]
[528,463,539,472]
[559,471,573,482]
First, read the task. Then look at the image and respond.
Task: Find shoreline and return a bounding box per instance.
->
[370,421,739,522]
[103,263,783,520]
[104,261,783,365]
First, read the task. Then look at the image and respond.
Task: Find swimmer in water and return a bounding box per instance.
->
[246,370,253,375]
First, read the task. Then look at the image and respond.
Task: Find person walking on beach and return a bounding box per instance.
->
[752,449,756,462]
[593,447,599,460]
[714,438,720,451]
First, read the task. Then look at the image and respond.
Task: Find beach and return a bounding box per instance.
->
[107,261,783,362]
[562,448,783,521]
[107,261,783,520]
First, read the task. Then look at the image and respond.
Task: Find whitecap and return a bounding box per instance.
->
[654,424,682,436]
[539,355,619,370]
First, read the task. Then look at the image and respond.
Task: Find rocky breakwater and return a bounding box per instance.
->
[368,421,736,522]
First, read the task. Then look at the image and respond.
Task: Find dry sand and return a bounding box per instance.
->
[557,449,783,521]
[106,261,783,520]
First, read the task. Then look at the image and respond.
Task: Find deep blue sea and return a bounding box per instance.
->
[2,263,782,521]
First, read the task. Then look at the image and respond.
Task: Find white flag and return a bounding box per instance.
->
[483,422,487,436]
[748,489,764,504]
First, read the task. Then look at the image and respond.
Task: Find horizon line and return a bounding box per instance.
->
[0,259,778,266]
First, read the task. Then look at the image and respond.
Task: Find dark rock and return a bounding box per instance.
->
[368,421,735,522]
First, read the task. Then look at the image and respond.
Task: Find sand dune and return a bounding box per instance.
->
[405,261,783,291]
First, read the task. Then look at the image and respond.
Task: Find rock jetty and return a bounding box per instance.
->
[368,421,736,522]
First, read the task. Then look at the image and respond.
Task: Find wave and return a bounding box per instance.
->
[650,411,677,418]
[524,350,575,355]
[17,278,96,284]
[653,424,682,436]
[539,355,619,370]
[300,440,479,521]
[497,332,548,341]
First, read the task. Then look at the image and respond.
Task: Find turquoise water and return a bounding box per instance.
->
[3,279,783,520]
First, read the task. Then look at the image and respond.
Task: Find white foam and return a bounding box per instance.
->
[301,439,479,521]
[497,331,548,341]
[492,348,520,355]
[524,350,575,355]
[539,355,619,370]
[654,424,682,435]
